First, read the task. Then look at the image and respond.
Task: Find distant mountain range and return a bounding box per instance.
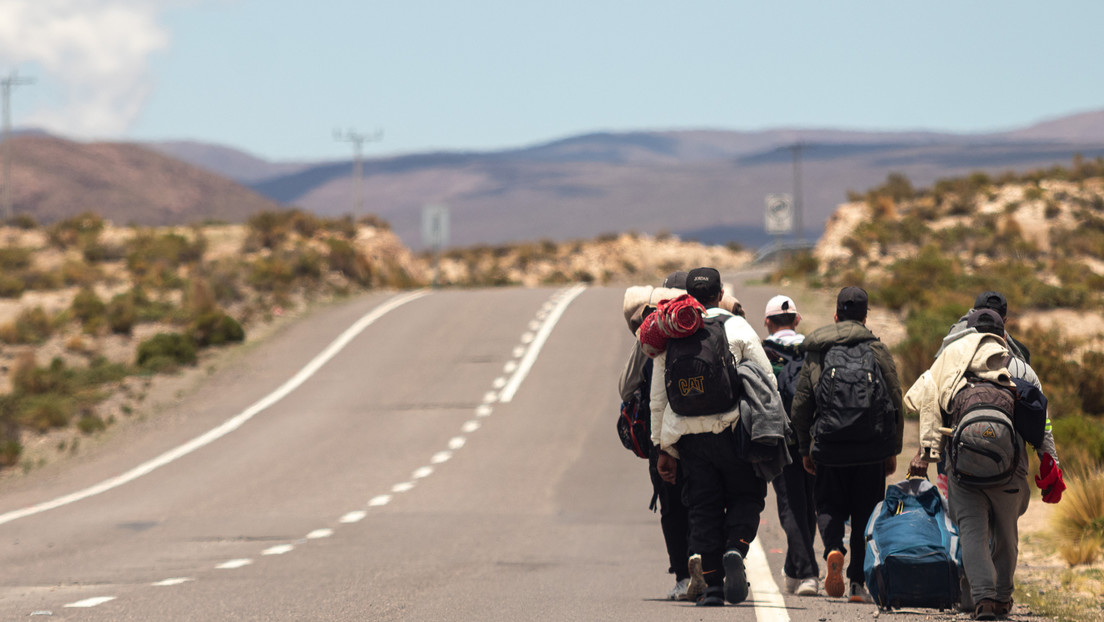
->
[9,110,1104,251]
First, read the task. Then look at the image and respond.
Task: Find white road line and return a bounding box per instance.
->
[262,544,294,555]
[499,284,587,403]
[339,511,367,523]
[216,558,253,569]
[430,450,452,464]
[475,405,492,417]
[152,577,194,586]
[412,466,434,479]
[368,494,391,507]
[448,436,466,450]
[306,528,333,539]
[65,596,116,608]
[391,481,415,493]
[746,539,790,621]
[461,420,480,433]
[0,290,430,527]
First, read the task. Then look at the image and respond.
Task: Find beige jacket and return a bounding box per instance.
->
[905,333,1013,459]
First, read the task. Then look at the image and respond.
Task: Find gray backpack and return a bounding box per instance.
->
[946,377,1020,488]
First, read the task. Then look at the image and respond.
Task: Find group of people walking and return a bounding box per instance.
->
[618,270,1064,620]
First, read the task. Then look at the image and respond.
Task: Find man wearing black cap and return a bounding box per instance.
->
[649,267,777,607]
[790,286,904,604]
[935,291,1031,364]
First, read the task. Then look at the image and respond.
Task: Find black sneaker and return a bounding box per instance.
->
[722,550,749,604]
[696,585,725,607]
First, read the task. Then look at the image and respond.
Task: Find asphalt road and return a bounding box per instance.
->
[0,280,1019,621]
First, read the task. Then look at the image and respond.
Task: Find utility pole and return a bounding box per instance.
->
[2,71,35,222]
[790,142,805,242]
[333,128,382,214]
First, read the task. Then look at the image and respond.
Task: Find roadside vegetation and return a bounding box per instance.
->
[772,157,1104,617]
[0,209,422,470]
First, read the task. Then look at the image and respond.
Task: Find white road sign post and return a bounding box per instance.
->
[765,193,794,235]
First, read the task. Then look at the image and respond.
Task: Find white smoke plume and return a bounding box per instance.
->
[0,0,176,137]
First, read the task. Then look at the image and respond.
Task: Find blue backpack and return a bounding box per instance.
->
[864,478,963,611]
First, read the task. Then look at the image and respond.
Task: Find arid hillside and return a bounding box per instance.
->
[5,136,286,226]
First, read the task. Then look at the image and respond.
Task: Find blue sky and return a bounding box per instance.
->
[2,0,1103,162]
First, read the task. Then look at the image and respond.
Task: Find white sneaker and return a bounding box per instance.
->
[667,577,690,600]
[848,581,873,604]
[783,575,800,594]
[685,554,706,602]
[796,577,819,596]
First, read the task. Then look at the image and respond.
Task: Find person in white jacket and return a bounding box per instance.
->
[650,267,776,607]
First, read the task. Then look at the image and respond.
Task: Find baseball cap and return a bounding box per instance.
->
[686,267,722,303]
[662,271,688,289]
[974,291,1008,319]
[764,295,800,320]
[967,308,1005,336]
[836,286,869,319]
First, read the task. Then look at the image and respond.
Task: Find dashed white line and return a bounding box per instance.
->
[392,481,415,493]
[65,596,116,608]
[475,405,493,417]
[412,466,434,479]
[430,450,452,464]
[339,511,367,523]
[492,377,507,389]
[216,559,253,569]
[483,391,498,404]
[152,577,194,587]
[262,544,294,555]
[499,284,587,403]
[461,420,481,433]
[306,528,333,539]
[448,436,466,450]
[513,346,526,358]
[368,494,391,507]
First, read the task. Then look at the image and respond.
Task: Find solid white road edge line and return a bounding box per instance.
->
[0,290,430,527]
[499,284,587,402]
[746,539,790,622]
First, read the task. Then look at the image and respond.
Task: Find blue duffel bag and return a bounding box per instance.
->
[864,477,963,611]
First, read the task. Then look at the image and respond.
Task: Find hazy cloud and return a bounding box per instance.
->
[0,0,174,137]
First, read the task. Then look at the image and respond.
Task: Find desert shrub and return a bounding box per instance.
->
[60,259,104,287]
[1052,416,1104,473]
[81,237,126,263]
[0,307,54,344]
[128,287,174,323]
[76,414,107,435]
[106,292,136,335]
[0,273,25,298]
[876,246,968,311]
[71,287,107,334]
[769,251,819,285]
[357,213,391,231]
[248,255,296,292]
[126,231,206,283]
[136,332,197,372]
[247,211,291,249]
[199,259,246,305]
[16,394,72,432]
[190,310,245,347]
[0,246,32,271]
[7,213,37,229]
[47,211,104,249]
[326,238,372,285]
[324,214,358,239]
[1052,464,1104,566]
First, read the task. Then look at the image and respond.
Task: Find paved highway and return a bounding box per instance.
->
[0,282,1021,621]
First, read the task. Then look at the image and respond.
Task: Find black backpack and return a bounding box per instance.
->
[945,377,1020,488]
[811,341,896,464]
[763,340,804,415]
[664,316,741,417]
[617,357,654,460]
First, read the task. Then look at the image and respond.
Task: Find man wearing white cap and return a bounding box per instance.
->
[761,295,820,597]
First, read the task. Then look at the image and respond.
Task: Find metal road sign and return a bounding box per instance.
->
[765,193,793,234]
[422,204,450,249]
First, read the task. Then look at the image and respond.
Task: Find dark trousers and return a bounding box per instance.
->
[813,461,886,585]
[678,430,767,587]
[648,449,691,580]
[772,443,819,580]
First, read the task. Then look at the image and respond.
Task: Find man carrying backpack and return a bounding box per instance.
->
[617,271,698,601]
[907,308,1062,620]
[760,295,820,597]
[790,286,903,604]
[649,267,776,607]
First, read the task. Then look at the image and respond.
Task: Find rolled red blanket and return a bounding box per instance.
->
[657,294,704,338]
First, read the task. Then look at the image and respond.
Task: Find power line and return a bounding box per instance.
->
[2,71,35,222]
[333,128,382,214]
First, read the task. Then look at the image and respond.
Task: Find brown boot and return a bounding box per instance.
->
[974,598,998,621]
[995,597,1013,619]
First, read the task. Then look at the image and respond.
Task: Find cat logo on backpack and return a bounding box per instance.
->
[679,376,705,397]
